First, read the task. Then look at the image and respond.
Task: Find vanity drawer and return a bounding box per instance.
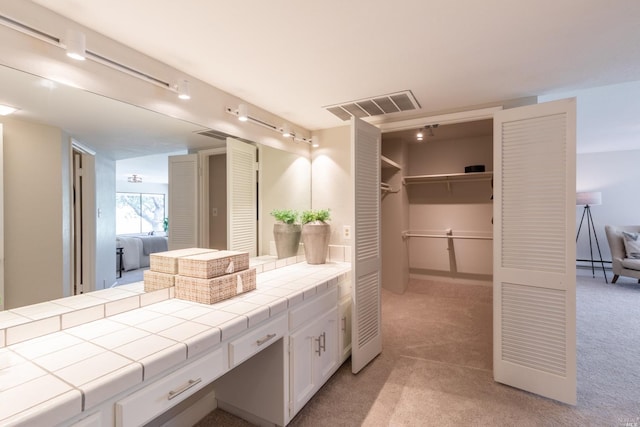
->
[229,313,287,368]
[289,287,338,330]
[115,347,225,427]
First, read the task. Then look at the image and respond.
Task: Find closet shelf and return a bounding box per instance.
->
[381,155,402,171]
[403,171,493,186]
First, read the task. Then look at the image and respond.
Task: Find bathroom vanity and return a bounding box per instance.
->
[0,257,351,426]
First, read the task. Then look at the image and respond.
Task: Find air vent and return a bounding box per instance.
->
[324,90,421,121]
[196,129,255,146]
[197,129,231,140]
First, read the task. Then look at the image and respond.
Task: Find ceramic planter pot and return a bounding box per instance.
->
[301,222,331,264]
[273,223,302,259]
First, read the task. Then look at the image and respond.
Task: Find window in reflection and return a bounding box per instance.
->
[116,192,166,234]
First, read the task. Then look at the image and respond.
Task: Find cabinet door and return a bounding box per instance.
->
[289,319,318,415]
[338,297,352,362]
[315,306,339,385]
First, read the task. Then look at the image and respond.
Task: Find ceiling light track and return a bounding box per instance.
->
[225,105,316,146]
[0,13,184,94]
[0,14,59,45]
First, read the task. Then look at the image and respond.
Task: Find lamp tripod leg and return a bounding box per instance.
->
[586,206,608,284]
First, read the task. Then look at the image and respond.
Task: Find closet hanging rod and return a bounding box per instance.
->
[402,231,492,240]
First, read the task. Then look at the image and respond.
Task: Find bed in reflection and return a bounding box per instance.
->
[116,234,169,271]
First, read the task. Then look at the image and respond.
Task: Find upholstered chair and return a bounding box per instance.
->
[604,225,640,283]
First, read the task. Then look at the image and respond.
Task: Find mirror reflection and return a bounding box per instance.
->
[0,64,311,310]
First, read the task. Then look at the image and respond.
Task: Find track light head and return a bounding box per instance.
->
[65,29,86,61]
[238,104,248,121]
[177,79,191,100]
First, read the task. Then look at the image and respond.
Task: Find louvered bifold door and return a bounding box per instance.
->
[226,138,257,257]
[350,117,382,374]
[168,154,199,250]
[493,98,577,404]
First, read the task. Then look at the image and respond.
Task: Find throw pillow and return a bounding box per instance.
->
[622,231,640,259]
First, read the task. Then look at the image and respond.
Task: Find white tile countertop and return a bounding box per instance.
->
[0,260,351,426]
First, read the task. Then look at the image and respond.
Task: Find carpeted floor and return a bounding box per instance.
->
[194,272,640,427]
[115,267,147,286]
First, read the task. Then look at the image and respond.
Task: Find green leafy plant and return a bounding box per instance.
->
[163,217,169,232]
[301,209,331,224]
[270,209,299,225]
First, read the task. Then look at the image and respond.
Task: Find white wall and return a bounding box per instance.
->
[260,145,311,256]
[95,154,116,290]
[311,126,352,247]
[1,116,66,308]
[540,81,640,267]
[576,149,640,263]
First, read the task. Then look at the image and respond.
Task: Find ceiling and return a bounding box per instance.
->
[29,0,640,135]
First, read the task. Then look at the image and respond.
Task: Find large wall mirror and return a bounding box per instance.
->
[0,64,311,310]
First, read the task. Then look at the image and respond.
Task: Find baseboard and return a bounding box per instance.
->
[409,271,492,287]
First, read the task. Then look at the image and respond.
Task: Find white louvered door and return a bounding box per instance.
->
[493,98,576,404]
[168,154,199,250]
[351,117,382,374]
[226,138,257,257]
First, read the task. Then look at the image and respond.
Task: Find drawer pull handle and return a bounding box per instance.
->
[319,331,326,353]
[341,316,347,332]
[168,378,202,401]
[256,333,277,346]
[315,336,322,356]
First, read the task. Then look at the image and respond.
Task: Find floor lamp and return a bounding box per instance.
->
[576,191,608,283]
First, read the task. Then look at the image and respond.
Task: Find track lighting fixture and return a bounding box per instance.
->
[224,106,316,147]
[417,124,439,141]
[177,79,191,100]
[237,104,248,121]
[282,123,292,138]
[65,29,86,61]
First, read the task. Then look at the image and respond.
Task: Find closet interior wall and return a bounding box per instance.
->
[381,121,494,292]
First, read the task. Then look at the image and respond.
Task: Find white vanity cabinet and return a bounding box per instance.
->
[338,296,352,362]
[288,287,340,417]
[114,347,226,427]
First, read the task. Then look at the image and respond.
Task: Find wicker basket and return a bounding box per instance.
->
[175,268,256,304]
[150,248,217,274]
[143,270,176,291]
[178,250,250,279]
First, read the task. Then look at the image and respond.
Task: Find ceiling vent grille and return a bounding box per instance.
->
[324,90,420,121]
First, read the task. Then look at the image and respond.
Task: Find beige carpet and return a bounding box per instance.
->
[195,273,640,427]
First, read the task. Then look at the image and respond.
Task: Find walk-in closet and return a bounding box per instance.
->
[381,119,494,294]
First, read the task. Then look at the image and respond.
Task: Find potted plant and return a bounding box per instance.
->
[271,209,301,259]
[301,209,331,264]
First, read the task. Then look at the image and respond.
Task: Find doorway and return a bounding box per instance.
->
[71,142,96,294]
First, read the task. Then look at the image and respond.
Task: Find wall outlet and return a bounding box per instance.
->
[343,225,351,240]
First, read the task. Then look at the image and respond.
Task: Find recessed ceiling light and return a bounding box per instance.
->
[0,104,19,116]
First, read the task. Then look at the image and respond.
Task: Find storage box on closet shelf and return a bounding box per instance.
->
[143,247,217,292]
[174,250,256,305]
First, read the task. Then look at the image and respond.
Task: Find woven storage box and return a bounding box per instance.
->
[150,248,217,274]
[143,270,176,292]
[178,250,250,279]
[175,268,257,304]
